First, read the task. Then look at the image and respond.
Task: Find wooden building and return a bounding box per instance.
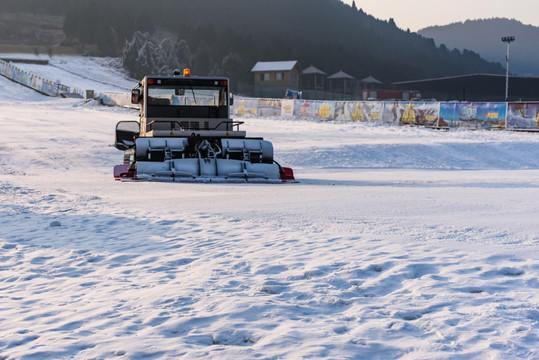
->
[251,60,302,98]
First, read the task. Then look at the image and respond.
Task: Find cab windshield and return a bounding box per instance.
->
[147,85,227,107]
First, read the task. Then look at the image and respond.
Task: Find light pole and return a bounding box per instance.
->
[501,36,515,102]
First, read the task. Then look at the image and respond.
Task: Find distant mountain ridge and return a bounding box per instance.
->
[419,18,539,76]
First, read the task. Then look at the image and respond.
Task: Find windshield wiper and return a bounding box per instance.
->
[189,86,197,104]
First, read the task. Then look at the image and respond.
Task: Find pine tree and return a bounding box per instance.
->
[351,0,357,11]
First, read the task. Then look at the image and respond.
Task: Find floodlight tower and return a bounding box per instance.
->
[501,36,515,102]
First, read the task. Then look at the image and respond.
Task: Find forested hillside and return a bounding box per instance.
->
[2,0,505,89]
[419,18,539,76]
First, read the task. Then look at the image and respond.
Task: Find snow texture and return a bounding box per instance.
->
[0,56,538,359]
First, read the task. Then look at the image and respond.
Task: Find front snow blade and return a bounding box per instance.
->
[113,164,135,180]
[280,167,295,182]
[114,162,297,183]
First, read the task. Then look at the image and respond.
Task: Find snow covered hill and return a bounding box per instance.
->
[0,57,538,359]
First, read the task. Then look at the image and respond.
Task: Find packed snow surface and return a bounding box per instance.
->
[0,58,538,359]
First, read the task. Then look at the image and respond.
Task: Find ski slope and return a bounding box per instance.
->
[2,55,135,92]
[0,58,538,359]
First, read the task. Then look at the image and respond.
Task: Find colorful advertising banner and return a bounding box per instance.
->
[257,99,282,117]
[382,102,402,124]
[232,97,259,117]
[42,80,58,95]
[313,101,335,121]
[101,92,135,108]
[281,99,294,117]
[361,101,383,122]
[333,101,383,122]
[506,103,539,130]
[293,100,316,120]
[0,60,63,96]
[439,102,506,129]
[382,102,440,126]
[333,102,348,121]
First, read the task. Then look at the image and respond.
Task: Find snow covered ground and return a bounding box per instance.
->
[0,59,538,359]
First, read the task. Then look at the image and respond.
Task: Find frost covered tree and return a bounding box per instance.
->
[136,41,157,77]
[123,31,148,78]
[123,31,198,78]
[162,38,194,72]
[123,31,168,78]
[218,52,246,92]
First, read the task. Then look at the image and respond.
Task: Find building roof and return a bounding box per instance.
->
[302,65,326,75]
[392,73,508,85]
[361,75,382,84]
[328,70,354,80]
[392,73,539,101]
[251,61,299,72]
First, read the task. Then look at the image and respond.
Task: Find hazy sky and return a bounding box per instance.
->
[343,0,539,31]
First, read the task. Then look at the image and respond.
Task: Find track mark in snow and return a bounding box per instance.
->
[144,316,171,327]
[29,256,53,265]
[253,264,288,275]
[211,329,257,346]
[498,267,526,276]
[456,286,485,294]
[393,310,425,321]
[48,62,132,91]
[52,320,84,331]
[36,150,78,170]
[6,334,39,349]
[258,279,289,295]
